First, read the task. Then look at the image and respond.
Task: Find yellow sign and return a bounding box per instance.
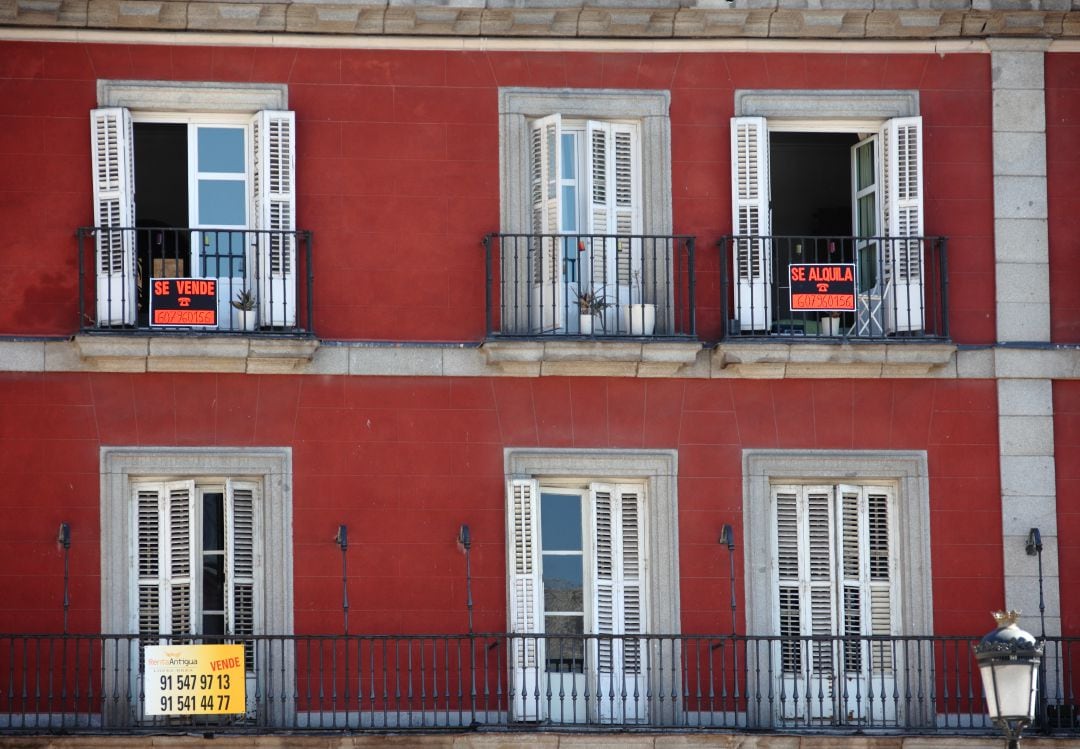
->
[144,644,246,715]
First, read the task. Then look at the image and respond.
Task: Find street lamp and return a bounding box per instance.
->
[974,610,1043,748]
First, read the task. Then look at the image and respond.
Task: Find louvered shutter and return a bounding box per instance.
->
[137,485,164,641]
[774,487,802,675]
[773,485,836,721]
[90,107,136,326]
[136,481,196,640]
[165,481,196,638]
[507,478,543,720]
[585,122,642,297]
[590,483,647,723]
[730,116,772,332]
[881,116,924,332]
[252,110,296,328]
[228,481,258,666]
[529,114,563,333]
[804,488,837,682]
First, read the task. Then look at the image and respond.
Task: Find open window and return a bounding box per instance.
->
[90,83,295,331]
[503,449,679,726]
[529,115,642,334]
[496,88,686,339]
[730,97,926,338]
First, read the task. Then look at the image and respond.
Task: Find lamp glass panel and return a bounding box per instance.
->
[984,661,1039,720]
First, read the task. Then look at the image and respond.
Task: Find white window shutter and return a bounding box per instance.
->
[252,110,296,328]
[529,114,562,333]
[882,116,924,333]
[591,122,642,292]
[730,116,772,332]
[804,487,837,679]
[90,107,136,326]
[136,484,164,641]
[507,478,543,721]
[774,486,801,675]
[227,480,258,669]
[590,483,647,723]
[164,481,196,638]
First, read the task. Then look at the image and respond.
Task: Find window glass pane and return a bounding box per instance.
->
[203,492,224,550]
[561,186,577,231]
[200,231,246,277]
[203,554,225,610]
[858,194,876,237]
[561,133,576,180]
[858,244,877,292]
[203,613,225,637]
[541,492,582,551]
[856,142,874,191]
[544,615,584,673]
[542,555,583,613]
[198,180,246,226]
[197,127,245,173]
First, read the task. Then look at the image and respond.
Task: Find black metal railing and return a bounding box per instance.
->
[718,235,949,342]
[483,233,696,340]
[76,227,314,335]
[3,632,1077,735]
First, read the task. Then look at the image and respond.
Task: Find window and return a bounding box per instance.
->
[498,88,674,336]
[91,81,295,331]
[504,448,679,725]
[100,447,292,727]
[773,483,897,724]
[134,479,258,648]
[730,90,925,336]
[742,449,933,728]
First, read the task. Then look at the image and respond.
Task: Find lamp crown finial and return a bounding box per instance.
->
[992,610,1022,627]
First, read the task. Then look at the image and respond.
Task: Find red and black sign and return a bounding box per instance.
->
[789,264,856,312]
[150,278,218,327]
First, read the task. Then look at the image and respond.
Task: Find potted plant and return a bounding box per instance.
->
[574,288,608,335]
[230,288,257,332]
[628,270,656,336]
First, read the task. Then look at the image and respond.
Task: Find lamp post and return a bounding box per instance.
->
[974,610,1043,749]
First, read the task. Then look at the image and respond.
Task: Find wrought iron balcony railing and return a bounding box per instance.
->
[76,227,314,335]
[718,235,949,342]
[3,632,1078,735]
[483,233,696,340]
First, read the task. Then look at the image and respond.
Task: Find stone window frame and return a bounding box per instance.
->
[100,446,293,636]
[742,449,934,639]
[498,86,672,236]
[504,447,680,636]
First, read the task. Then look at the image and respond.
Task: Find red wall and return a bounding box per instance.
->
[0,372,1003,636]
[0,42,995,342]
[1055,381,1080,631]
[1048,53,1080,342]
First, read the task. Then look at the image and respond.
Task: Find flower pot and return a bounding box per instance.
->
[579,313,595,335]
[820,316,841,336]
[236,308,256,332]
[628,303,656,336]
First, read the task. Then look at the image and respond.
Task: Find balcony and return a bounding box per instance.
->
[77,226,314,337]
[483,233,697,340]
[2,632,1078,736]
[718,235,949,342]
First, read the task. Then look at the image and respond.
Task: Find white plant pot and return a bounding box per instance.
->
[579,313,595,335]
[820,316,841,336]
[237,309,256,332]
[628,304,656,336]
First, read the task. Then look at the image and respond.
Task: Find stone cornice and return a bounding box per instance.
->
[1,1,1077,40]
